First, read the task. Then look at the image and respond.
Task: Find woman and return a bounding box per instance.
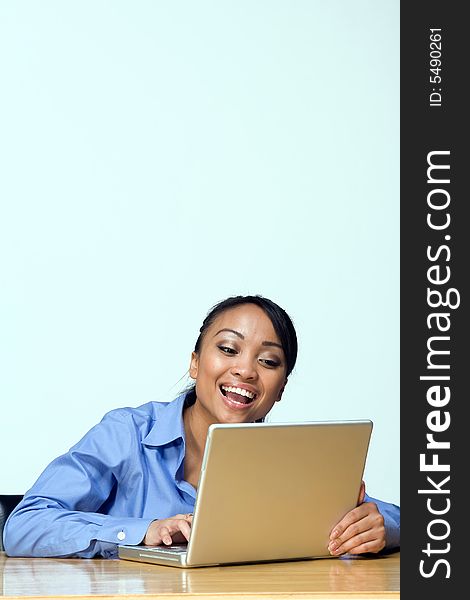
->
[3,295,400,558]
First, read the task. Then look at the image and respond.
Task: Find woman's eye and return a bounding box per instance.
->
[260,358,280,368]
[218,345,236,354]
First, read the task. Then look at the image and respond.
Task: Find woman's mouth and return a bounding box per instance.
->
[220,385,257,407]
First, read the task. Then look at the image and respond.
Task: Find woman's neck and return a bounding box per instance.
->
[184,405,207,457]
[182,402,213,487]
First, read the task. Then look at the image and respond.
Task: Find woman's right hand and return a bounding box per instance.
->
[143,513,193,546]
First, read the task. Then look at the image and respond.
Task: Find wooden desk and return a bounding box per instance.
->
[0,550,399,599]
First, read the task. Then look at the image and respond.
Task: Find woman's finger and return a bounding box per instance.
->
[328,502,385,555]
[174,518,192,542]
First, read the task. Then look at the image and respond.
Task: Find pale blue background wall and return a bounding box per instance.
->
[0,1,399,505]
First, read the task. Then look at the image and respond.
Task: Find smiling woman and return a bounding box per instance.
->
[3,295,399,558]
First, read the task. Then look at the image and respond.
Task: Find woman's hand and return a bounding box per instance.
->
[328,481,386,555]
[143,513,193,546]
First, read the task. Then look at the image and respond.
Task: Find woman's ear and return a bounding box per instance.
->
[189,351,199,380]
[276,379,288,402]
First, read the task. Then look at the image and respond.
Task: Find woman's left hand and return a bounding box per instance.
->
[327,481,386,555]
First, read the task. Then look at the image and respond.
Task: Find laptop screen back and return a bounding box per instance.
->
[186,420,372,566]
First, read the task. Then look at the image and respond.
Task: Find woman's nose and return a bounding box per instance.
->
[230,357,258,380]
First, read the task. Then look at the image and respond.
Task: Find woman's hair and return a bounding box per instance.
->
[183,295,298,411]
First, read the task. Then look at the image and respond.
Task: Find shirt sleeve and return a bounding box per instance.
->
[364,493,400,551]
[3,409,154,558]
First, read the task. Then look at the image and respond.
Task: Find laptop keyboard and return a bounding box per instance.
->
[148,545,187,554]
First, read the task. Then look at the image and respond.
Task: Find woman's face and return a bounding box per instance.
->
[189,303,288,424]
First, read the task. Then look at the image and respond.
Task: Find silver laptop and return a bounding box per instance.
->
[118,419,372,568]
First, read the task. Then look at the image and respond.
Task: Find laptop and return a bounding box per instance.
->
[118,419,373,568]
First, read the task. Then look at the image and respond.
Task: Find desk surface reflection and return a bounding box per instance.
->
[1,550,399,599]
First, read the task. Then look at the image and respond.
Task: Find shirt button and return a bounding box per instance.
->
[117,531,126,541]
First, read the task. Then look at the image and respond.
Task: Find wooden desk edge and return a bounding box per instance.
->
[3,595,400,600]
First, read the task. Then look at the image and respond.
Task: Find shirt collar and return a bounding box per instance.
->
[141,392,187,447]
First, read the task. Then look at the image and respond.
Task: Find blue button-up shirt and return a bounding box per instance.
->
[3,393,400,558]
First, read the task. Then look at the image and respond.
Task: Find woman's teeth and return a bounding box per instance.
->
[221,385,256,403]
